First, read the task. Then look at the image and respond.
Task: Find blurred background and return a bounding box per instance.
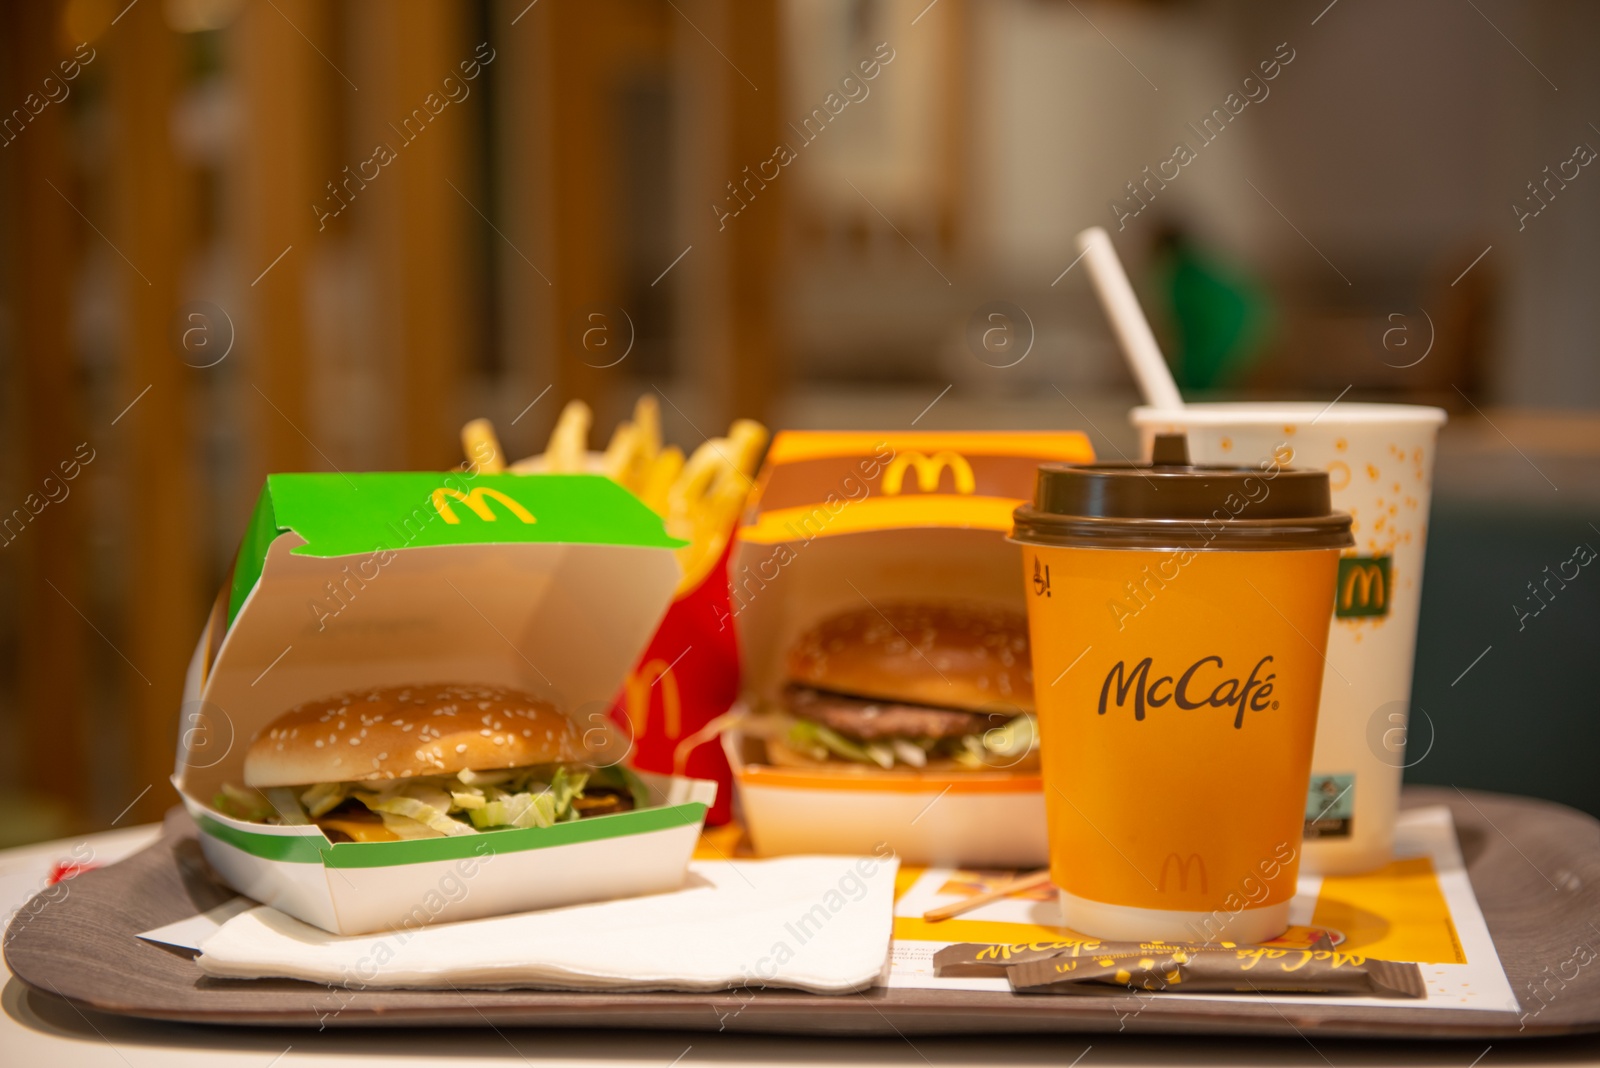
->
[1,0,1596,844]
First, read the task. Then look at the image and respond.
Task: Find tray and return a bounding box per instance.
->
[6,787,1599,1038]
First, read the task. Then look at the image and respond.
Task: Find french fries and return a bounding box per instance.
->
[601,422,639,482]
[460,395,767,594]
[544,400,592,473]
[460,418,506,474]
[634,394,661,457]
[640,445,684,515]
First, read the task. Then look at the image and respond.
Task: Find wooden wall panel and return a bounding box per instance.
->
[670,0,785,430]
[109,3,203,824]
[233,0,329,474]
[520,0,669,426]
[937,0,969,256]
[512,0,784,435]
[719,0,784,427]
[544,0,627,414]
[488,0,557,458]
[348,0,474,471]
[2,0,89,830]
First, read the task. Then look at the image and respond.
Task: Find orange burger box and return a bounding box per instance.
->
[173,472,716,935]
[724,431,1094,867]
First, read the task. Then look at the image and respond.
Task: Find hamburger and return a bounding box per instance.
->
[213,683,641,842]
[752,602,1039,773]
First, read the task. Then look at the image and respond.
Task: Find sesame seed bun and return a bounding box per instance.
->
[242,683,595,787]
[784,601,1034,714]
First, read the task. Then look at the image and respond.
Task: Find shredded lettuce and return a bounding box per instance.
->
[470,791,552,830]
[953,736,988,769]
[464,767,587,830]
[890,739,928,768]
[356,790,475,837]
[788,719,874,764]
[585,762,650,811]
[264,787,310,825]
[375,811,442,840]
[983,714,1038,759]
[863,742,896,770]
[225,762,632,839]
[214,783,275,822]
[300,781,347,818]
[780,713,1039,770]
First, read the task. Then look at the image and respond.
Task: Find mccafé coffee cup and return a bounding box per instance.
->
[1011,435,1353,943]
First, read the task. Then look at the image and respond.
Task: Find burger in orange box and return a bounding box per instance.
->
[721,431,1093,867]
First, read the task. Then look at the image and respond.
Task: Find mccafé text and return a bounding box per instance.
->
[1098,654,1278,730]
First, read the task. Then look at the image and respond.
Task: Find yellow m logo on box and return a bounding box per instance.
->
[1158,852,1207,893]
[622,659,682,740]
[882,450,976,496]
[430,487,537,525]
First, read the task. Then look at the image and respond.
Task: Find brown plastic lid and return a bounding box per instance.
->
[1010,434,1354,551]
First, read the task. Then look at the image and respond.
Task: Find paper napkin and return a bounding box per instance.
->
[191,854,897,994]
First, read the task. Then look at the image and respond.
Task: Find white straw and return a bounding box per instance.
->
[1074,226,1185,411]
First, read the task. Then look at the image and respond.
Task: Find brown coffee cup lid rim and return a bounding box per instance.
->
[1010,434,1354,552]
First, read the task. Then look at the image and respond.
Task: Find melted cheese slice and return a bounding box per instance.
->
[315,816,399,843]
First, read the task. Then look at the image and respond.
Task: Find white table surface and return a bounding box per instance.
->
[3,823,1599,1067]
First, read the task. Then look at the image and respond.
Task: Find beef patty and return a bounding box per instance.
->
[783,683,1010,742]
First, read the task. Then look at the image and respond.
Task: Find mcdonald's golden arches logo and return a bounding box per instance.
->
[430,486,537,525]
[1336,556,1391,619]
[1158,852,1207,893]
[622,659,682,740]
[882,450,976,496]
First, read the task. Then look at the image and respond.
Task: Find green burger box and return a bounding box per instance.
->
[173,471,716,935]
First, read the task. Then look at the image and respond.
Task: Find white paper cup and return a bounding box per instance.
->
[1132,402,1447,875]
